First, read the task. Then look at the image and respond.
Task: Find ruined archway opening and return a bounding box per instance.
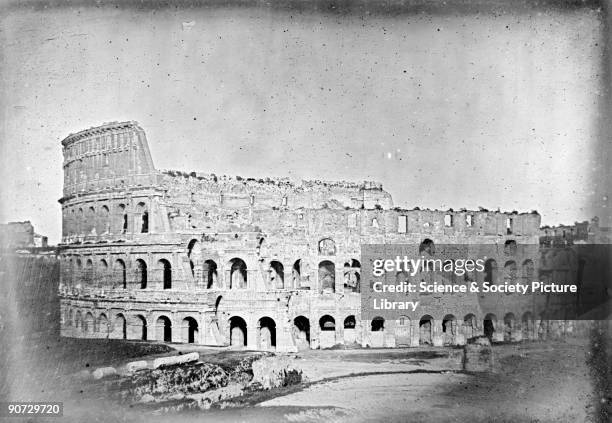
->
[269,261,285,289]
[204,260,218,289]
[503,313,516,342]
[318,260,336,293]
[183,317,199,344]
[229,316,247,347]
[319,315,336,331]
[229,258,247,289]
[135,259,147,289]
[371,316,385,332]
[484,313,497,340]
[463,313,477,340]
[159,259,172,289]
[442,314,456,346]
[156,316,172,342]
[258,317,276,350]
[419,315,434,345]
[293,316,310,345]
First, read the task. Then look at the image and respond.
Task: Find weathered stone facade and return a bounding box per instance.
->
[58,121,546,351]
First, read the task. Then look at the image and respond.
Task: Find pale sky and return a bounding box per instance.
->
[0,1,609,243]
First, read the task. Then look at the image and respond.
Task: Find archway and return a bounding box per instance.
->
[319,315,336,348]
[115,259,127,289]
[156,316,172,342]
[370,316,385,347]
[343,259,361,293]
[135,259,147,289]
[442,314,456,345]
[130,315,147,340]
[258,317,276,350]
[521,312,534,340]
[204,260,218,289]
[484,313,497,340]
[159,259,172,289]
[98,313,109,338]
[463,313,477,340]
[229,316,247,347]
[84,312,95,335]
[344,315,357,344]
[229,258,247,289]
[182,317,199,344]
[419,315,434,345]
[269,261,285,289]
[504,313,516,342]
[293,316,310,349]
[484,259,498,284]
[318,261,336,293]
[292,259,302,288]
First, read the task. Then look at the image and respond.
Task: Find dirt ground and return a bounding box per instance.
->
[1,334,610,423]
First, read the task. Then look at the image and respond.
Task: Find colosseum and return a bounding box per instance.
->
[58,121,552,351]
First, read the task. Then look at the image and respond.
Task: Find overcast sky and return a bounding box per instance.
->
[0,1,608,243]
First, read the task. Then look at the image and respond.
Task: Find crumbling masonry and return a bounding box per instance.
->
[59,121,553,351]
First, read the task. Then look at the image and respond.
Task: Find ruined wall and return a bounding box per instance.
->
[58,122,545,350]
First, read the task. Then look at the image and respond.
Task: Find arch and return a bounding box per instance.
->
[155,315,172,342]
[344,315,356,329]
[228,258,247,289]
[319,260,336,293]
[463,313,477,340]
[419,239,435,255]
[99,259,108,288]
[292,259,302,288]
[136,202,148,233]
[503,312,516,342]
[84,312,95,334]
[67,309,74,327]
[115,259,127,289]
[182,317,199,344]
[395,316,412,346]
[484,259,498,284]
[484,313,497,340]
[442,314,457,345]
[97,313,109,337]
[258,316,276,350]
[187,239,202,282]
[319,315,336,331]
[419,315,434,345]
[504,240,517,255]
[112,313,127,339]
[293,316,311,347]
[318,238,336,255]
[269,261,285,289]
[135,259,147,289]
[84,259,93,285]
[343,259,361,293]
[159,259,172,289]
[129,314,147,340]
[371,316,385,332]
[204,260,218,289]
[117,204,128,234]
[100,205,110,234]
[229,316,247,347]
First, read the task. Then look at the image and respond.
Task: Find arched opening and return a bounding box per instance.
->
[84,312,95,335]
[504,240,517,255]
[115,259,127,289]
[419,239,435,255]
[419,315,434,345]
[187,239,202,284]
[442,314,456,345]
[503,313,516,342]
[84,259,93,286]
[343,259,361,293]
[100,205,110,234]
[117,204,128,234]
[99,259,108,288]
[371,316,385,332]
[137,202,148,233]
[229,258,247,289]
[292,259,302,288]
[204,260,218,289]
[87,207,96,235]
[319,260,336,293]
[156,315,172,342]
[112,314,127,339]
[521,312,534,340]
[318,238,336,255]
[258,317,277,350]
[395,316,412,346]
[183,317,199,344]
[293,316,310,348]
[229,316,247,347]
[344,315,356,329]
[319,315,336,331]
[159,259,172,289]
[522,259,534,281]
[484,313,497,340]
[269,261,285,289]
[319,314,336,349]
[130,315,147,340]
[463,313,477,340]
[98,313,109,337]
[484,259,498,284]
[135,259,147,289]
